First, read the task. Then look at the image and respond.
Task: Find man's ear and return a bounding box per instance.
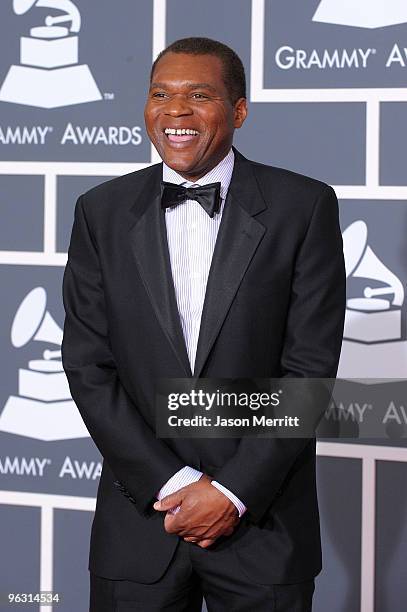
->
[234,97,248,129]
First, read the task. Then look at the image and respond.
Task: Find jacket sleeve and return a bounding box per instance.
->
[61,195,185,516]
[212,185,346,524]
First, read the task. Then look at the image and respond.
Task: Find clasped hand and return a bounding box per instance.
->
[153,474,240,548]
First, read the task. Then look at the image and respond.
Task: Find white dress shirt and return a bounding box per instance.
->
[156,148,247,518]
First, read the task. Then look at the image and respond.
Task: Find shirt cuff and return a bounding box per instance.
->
[156,465,203,514]
[211,480,247,518]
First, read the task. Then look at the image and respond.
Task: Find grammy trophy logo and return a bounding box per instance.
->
[313,0,407,29]
[343,220,404,344]
[0,0,102,108]
[338,221,407,378]
[0,287,89,441]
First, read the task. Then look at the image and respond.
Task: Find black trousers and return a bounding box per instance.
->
[89,539,315,611]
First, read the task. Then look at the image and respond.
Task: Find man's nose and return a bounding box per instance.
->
[164,95,193,116]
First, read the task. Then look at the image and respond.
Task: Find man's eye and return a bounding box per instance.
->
[191,93,208,99]
[152,92,167,98]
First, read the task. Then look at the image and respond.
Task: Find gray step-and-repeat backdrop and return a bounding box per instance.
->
[1,1,406,611]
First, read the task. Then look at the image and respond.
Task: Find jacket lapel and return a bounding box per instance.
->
[127,149,267,380]
[192,149,267,377]
[128,165,193,377]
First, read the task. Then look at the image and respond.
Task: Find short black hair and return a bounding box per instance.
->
[150,37,246,104]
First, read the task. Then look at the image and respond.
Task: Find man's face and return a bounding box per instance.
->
[144,52,247,181]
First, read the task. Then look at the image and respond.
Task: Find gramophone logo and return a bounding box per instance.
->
[338,221,407,378]
[0,287,89,441]
[0,0,102,108]
[313,0,407,29]
[343,220,404,343]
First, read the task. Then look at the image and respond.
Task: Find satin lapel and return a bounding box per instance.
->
[192,150,267,378]
[128,167,192,377]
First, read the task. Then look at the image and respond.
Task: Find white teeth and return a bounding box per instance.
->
[164,128,198,135]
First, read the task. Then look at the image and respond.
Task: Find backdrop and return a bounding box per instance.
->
[0,1,406,611]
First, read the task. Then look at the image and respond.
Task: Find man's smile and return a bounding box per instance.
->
[163,127,200,145]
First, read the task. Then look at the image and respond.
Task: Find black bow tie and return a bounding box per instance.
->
[160,181,222,218]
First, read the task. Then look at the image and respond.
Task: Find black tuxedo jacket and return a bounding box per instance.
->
[61,147,346,585]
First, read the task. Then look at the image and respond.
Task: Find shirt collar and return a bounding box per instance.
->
[162,148,234,201]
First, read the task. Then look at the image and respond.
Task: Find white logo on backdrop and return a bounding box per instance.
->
[0,287,89,441]
[0,0,102,108]
[338,221,407,378]
[313,0,407,29]
[343,220,404,343]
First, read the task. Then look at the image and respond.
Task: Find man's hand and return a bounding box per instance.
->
[153,474,240,548]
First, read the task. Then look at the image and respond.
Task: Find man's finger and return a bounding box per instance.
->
[163,509,189,534]
[197,538,216,548]
[153,492,183,511]
[183,536,200,543]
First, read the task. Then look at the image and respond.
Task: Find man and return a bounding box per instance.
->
[61,37,346,611]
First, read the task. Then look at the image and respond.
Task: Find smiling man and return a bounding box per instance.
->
[146,48,246,179]
[62,37,346,611]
